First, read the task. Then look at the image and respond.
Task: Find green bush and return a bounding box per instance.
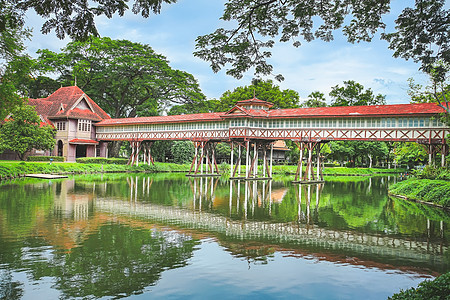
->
[389,272,449,299]
[27,156,64,162]
[389,178,450,207]
[76,157,128,164]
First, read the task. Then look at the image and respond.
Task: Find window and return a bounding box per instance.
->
[78,119,91,132]
[56,121,66,131]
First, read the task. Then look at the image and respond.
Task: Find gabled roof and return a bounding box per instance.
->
[236,98,274,108]
[28,86,110,122]
[222,104,270,118]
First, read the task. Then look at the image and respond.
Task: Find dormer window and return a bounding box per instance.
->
[78,119,91,132]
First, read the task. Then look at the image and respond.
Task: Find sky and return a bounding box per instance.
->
[24,0,430,105]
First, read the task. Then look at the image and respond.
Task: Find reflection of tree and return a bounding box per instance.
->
[0,181,54,238]
[0,270,23,299]
[27,224,198,298]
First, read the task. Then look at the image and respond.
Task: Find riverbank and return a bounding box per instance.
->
[389,178,450,209]
[0,160,404,181]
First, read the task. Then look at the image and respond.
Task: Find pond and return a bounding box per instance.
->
[0,173,448,299]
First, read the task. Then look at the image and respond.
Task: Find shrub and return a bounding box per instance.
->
[27,156,64,162]
[76,157,128,164]
[389,272,449,299]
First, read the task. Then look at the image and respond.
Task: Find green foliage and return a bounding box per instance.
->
[301,91,327,108]
[328,141,388,167]
[76,157,128,164]
[27,156,64,162]
[194,1,450,79]
[11,0,176,41]
[0,3,33,120]
[36,37,205,119]
[393,142,428,168]
[415,165,450,181]
[383,1,450,71]
[329,80,386,107]
[151,141,174,162]
[389,272,450,300]
[389,179,450,207]
[215,79,300,111]
[0,105,56,160]
[171,141,194,164]
[0,161,193,180]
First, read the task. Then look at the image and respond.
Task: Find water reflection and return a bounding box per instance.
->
[0,174,449,299]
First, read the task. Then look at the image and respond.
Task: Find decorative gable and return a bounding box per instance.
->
[71,96,94,112]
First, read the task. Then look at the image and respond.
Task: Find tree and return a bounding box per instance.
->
[0,2,33,119]
[329,80,386,107]
[168,99,221,115]
[301,91,327,108]
[215,79,300,112]
[4,0,176,41]
[393,142,427,169]
[407,62,450,125]
[36,37,206,119]
[171,141,194,164]
[194,1,450,80]
[328,141,388,167]
[0,105,56,160]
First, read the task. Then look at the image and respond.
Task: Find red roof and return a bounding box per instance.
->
[236,98,274,108]
[269,103,446,118]
[28,86,110,122]
[97,102,446,126]
[97,112,225,126]
[69,139,99,144]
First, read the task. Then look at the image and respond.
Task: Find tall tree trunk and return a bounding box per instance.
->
[108,141,123,158]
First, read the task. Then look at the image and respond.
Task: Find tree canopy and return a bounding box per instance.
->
[329,80,386,107]
[0,2,33,120]
[194,1,450,80]
[4,0,176,41]
[0,105,56,160]
[4,1,448,82]
[36,37,206,118]
[216,79,300,111]
[301,91,327,108]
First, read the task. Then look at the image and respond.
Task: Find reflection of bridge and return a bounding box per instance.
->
[96,100,450,181]
[94,179,448,271]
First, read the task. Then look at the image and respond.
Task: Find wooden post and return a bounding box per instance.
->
[253,141,258,178]
[230,142,234,177]
[307,142,313,181]
[263,144,267,177]
[246,141,250,178]
[238,145,242,176]
[316,143,320,180]
[270,142,273,178]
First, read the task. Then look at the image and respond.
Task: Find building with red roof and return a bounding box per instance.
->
[25,86,110,161]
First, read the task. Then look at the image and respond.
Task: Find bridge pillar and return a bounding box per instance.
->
[292,140,326,184]
[244,140,273,180]
[127,140,142,166]
[230,141,245,179]
[142,141,154,166]
[187,140,220,177]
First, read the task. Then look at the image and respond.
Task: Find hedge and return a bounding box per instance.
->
[27,156,65,162]
[76,157,128,164]
[389,272,449,299]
